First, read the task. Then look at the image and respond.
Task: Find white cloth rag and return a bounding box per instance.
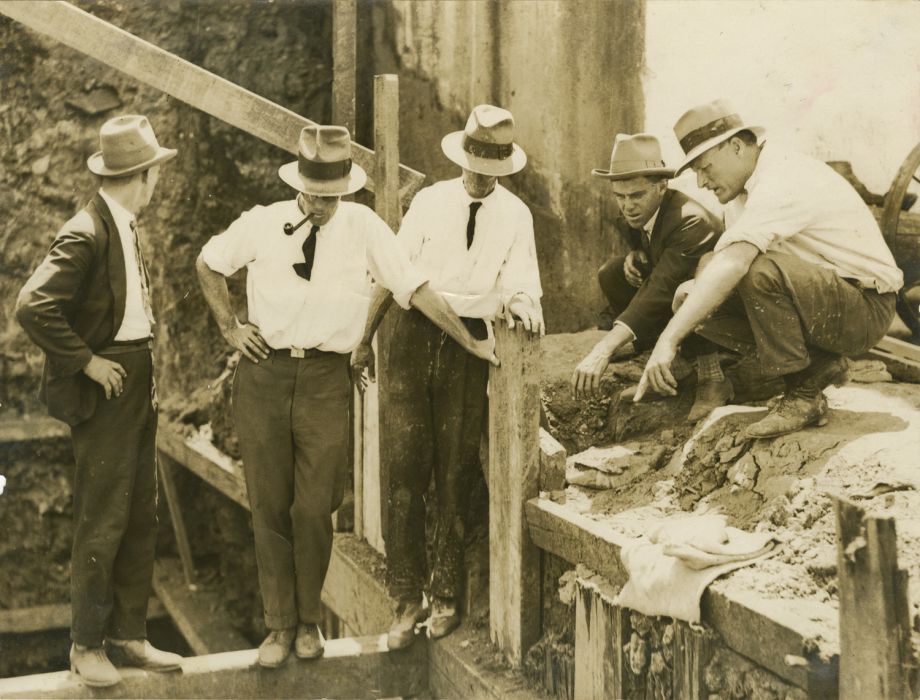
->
[615,513,775,623]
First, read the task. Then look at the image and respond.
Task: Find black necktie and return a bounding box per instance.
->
[293,225,319,280]
[466,201,483,249]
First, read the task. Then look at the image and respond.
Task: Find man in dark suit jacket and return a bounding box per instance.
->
[573,133,730,422]
[16,115,182,687]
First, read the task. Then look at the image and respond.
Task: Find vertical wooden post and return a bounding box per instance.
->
[574,576,621,699]
[834,495,913,699]
[157,456,196,586]
[489,321,542,665]
[353,385,364,540]
[332,0,356,134]
[358,73,402,554]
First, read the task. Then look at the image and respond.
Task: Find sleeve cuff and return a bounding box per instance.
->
[391,274,428,310]
[612,320,637,343]
[200,239,238,277]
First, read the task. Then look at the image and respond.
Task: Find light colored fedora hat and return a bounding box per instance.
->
[279,124,367,196]
[86,114,177,177]
[441,104,527,177]
[592,133,674,181]
[673,99,765,175]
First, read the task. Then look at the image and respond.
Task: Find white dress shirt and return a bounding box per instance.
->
[397,178,542,318]
[99,190,152,341]
[716,142,903,293]
[201,200,426,352]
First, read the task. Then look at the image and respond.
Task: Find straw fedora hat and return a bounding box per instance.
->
[591,133,674,181]
[441,104,527,177]
[86,115,177,177]
[673,99,765,175]
[279,125,367,196]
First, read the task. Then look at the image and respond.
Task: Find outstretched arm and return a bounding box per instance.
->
[634,241,760,400]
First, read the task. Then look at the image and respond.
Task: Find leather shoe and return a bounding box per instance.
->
[295,623,325,660]
[387,599,427,650]
[107,638,182,671]
[687,377,734,422]
[70,644,120,687]
[428,597,460,640]
[258,627,295,668]
[744,390,828,439]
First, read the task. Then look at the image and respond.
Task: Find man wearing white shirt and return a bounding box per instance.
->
[16,115,183,687]
[636,99,902,438]
[196,125,495,668]
[351,105,544,649]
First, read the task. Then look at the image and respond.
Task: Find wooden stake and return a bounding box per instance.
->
[157,455,196,585]
[834,494,913,699]
[332,0,356,134]
[489,321,542,665]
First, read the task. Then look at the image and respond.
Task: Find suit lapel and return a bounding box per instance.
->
[90,193,127,335]
[648,189,673,264]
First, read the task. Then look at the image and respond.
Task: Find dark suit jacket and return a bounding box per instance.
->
[15,194,127,426]
[615,189,723,340]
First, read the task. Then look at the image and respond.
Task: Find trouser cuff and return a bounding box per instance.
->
[264,612,298,630]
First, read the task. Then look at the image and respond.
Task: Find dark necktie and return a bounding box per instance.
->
[466,201,483,249]
[129,220,155,325]
[293,225,319,280]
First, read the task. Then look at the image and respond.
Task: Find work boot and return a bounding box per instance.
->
[387,599,427,651]
[796,354,850,392]
[70,644,120,687]
[744,389,828,439]
[428,597,460,640]
[294,623,325,660]
[107,638,182,671]
[687,377,734,423]
[258,627,296,668]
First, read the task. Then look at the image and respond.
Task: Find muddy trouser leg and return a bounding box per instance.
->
[70,349,158,646]
[697,251,897,379]
[290,353,351,624]
[598,255,639,335]
[234,356,299,630]
[383,310,437,604]
[428,326,490,602]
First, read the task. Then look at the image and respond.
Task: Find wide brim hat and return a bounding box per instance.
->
[592,132,675,181]
[441,104,527,177]
[87,114,177,176]
[674,98,764,175]
[279,124,367,196]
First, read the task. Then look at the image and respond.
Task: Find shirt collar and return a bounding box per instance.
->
[98,189,135,233]
[741,139,770,197]
[642,207,660,235]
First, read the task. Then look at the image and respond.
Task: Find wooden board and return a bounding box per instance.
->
[526,497,838,695]
[156,427,248,509]
[538,427,567,492]
[0,599,166,635]
[0,1,425,205]
[876,335,920,364]
[574,575,621,700]
[867,348,920,383]
[332,0,357,133]
[152,558,250,656]
[488,322,543,665]
[0,634,428,699]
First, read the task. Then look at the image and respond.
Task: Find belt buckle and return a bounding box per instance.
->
[290,347,305,359]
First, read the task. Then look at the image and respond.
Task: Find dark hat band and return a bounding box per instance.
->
[678,114,744,154]
[463,134,514,161]
[298,153,352,180]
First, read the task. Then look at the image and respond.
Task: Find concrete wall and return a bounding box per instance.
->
[644,0,920,213]
[375,0,647,332]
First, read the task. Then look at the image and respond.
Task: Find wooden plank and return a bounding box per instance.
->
[0,599,166,635]
[834,495,913,699]
[574,575,620,700]
[0,416,68,444]
[158,455,197,585]
[671,619,716,700]
[0,634,428,699]
[321,534,392,636]
[332,0,357,134]
[876,335,920,364]
[526,497,837,694]
[373,74,402,230]
[353,386,365,540]
[156,426,248,509]
[0,1,426,205]
[867,347,920,383]
[489,322,543,665]
[152,558,250,656]
[538,427,566,492]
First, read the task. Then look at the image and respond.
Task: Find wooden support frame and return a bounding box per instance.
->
[157,455,196,585]
[332,0,357,134]
[0,599,166,635]
[834,495,914,699]
[488,321,543,666]
[0,0,425,206]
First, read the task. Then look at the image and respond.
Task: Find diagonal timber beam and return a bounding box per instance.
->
[0,635,428,699]
[0,1,426,206]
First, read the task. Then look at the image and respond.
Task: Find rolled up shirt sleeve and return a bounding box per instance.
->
[714,183,813,254]
[499,205,543,309]
[200,206,262,276]
[366,211,427,309]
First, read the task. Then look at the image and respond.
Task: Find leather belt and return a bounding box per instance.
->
[97,338,153,355]
[269,347,342,360]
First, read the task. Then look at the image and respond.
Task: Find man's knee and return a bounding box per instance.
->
[738,254,785,296]
[597,255,628,300]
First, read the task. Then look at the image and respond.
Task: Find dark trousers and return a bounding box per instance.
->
[698,251,897,378]
[69,348,158,647]
[233,352,350,629]
[383,309,489,603]
[598,254,713,357]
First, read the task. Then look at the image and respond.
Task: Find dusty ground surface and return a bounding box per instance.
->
[541,330,920,663]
